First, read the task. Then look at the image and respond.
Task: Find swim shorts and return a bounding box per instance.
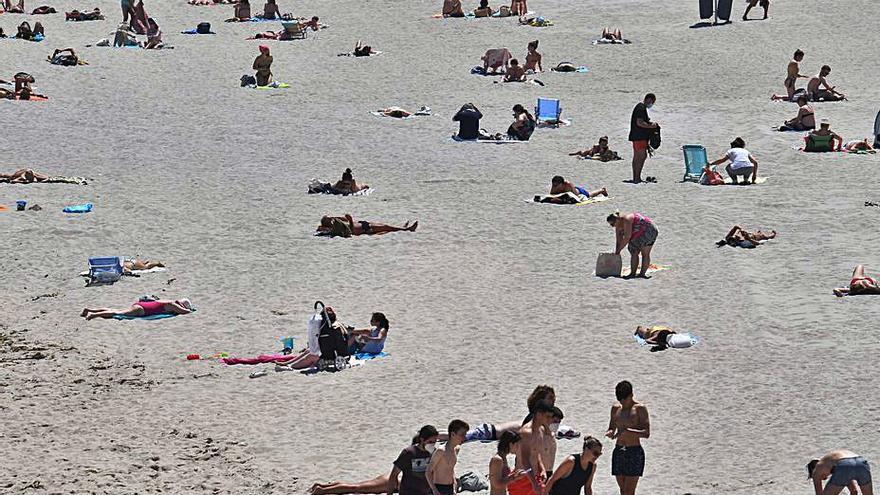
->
[575,186,590,198]
[627,224,658,254]
[465,423,497,443]
[829,457,872,487]
[436,484,454,495]
[611,445,645,477]
[632,140,649,152]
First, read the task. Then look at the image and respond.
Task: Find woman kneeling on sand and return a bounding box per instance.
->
[607,212,658,279]
[81,298,193,320]
[833,265,880,297]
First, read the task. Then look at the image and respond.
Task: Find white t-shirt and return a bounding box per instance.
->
[726,148,753,170]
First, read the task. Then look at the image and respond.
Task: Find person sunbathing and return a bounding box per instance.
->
[141,17,163,49]
[354,40,376,57]
[507,104,535,140]
[66,8,103,21]
[523,40,542,73]
[537,175,607,204]
[226,0,250,21]
[844,138,876,153]
[474,0,492,17]
[15,21,41,40]
[806,121,843,151]
[332,168,368,194]
[0,169,49,183]
[807,65,845,101]
[503,59,526,82]
[123,259,165,274]
[569,136,621,161]
[4,0,25,13]
[256,0,279,18]
[442,0,464,17]
[602,27,623,41]
[113,23,138,46]
[81,298,193,320]
[715,225,776,248]
[317,214,417,237]
[833,265,880,297]
[779,94,815,131]
[481,48,511,74]
[634,325,677,352]
[31,5,55,14]
[48,47,80,65]
[375,107,411,118]
[299,15,320,30]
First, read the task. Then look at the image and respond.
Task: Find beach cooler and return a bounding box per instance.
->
[88,256,123,285]
[682,145,708,182]
[535,98,562,126]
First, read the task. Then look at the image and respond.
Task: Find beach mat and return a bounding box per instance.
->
[528,194,610,206]
[63,202,92,213]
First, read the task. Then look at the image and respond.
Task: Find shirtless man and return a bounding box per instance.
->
[426,420,469,495]
[807,65,846,101]
[808,121,844,151]
[606,381,650,495]
[442,0,464,17]
[504,59,526,82]
[771,50,806,101]
[517,401,561,492]
[536,176,607,204]
[807,450,874,495]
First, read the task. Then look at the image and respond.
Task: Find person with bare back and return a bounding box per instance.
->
[606,381,650,495]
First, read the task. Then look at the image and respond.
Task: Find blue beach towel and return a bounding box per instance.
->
[354,351,388,360]
[113,307,196,320]
[63,203,93,213]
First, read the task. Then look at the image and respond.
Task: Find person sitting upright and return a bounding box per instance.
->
[503,59,526,82]
[807,65,845,101]
[474,0,493,17]
[708,137,759,185]
[353,39,376,57]
[258,0,279,19]
[453,103,483,140]
[227,0,250,21]
[507,104,535,141]
[805,120,843,152]
[536,176,607,204]
[523,40,542,73]
[142,17,163,49]
[442,0,464,17]
[779,94,815,131]
[570,136,620,161]
[332,168,368,194]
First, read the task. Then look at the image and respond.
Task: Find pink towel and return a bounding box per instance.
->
[481,48,511,69]
[222,353,298,365]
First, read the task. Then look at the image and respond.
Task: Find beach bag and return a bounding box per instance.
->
[196,22,211,34]
[596,253,622,277]
[649,127,661,150]
[458,472,489,492]
[497,5,510,16]
[240,74,257,87]
[667,333,696,349]
[700,167,724,186]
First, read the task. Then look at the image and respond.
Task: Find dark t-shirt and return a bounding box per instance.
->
[453,105,483,140]
[393,445,432,495]
[628,102,651,142]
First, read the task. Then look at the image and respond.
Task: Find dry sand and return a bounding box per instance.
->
[2,0,880,493]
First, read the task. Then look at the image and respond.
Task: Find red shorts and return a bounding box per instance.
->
[632,140,649,152]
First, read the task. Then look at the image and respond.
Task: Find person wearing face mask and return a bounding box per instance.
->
[388,425,440,495]
[606,381,650,495]
[426,420,469,495]
[489,431,529,495]
[628,93,659,184]
[543,437,602,495]
[517,401,564,493]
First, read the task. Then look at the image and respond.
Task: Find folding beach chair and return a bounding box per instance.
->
[281,21,307,40]
[535,98,562,126]
[873,109,879,149]
[88,256,123,285]
[682,145,708,182]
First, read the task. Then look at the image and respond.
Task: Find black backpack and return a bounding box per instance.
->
[649,127,661,150]
[196,22,211,34]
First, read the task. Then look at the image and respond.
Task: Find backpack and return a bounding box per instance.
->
[196,22,211,34]
[649,127,661,150]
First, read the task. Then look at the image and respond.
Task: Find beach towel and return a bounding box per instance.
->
[633,331,699,349]
[480,48,511,70]
[529,192,609,206]
[451,134,527,144]
[722,177,769,185]
[113,312,174,320]
[353,351,388,360]
[337,51,383,57]
[522,16,552,27]
[254,82,290,89]
[222,353,299,365]
[62,202,92,213]
[10,95,49,101]
[181,29,215,34]
[0,176,86,184]
[536,119,570,128]
[618,264,668,277]
[592,38,631,44]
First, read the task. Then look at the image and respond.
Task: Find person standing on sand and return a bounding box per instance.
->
[771,49,806,101]
[807,450,874,495]
[543,436,602,495]
[489,431,528,495]
[742,0,769,20]
[606,381,650,495]
[517,401,561,493]
[607,212,658,279]
[426,420,469,495]
[388,425,439,495]
[628,94,659,184]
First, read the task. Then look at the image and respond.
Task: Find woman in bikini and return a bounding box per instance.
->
[252,45,273,86]
[488,431,528,495]
[716,225,776,248]
[780,95,814,131]
[833,265,880,297]
[0,169,49,183]
[317,214,417,237]
[332,168,368,194]
[81,298,193,320]
[523,40,542,73]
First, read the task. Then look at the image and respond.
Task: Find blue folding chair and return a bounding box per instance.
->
[88,256,123,285]
[682,145,708,182]
[535,98,562,126]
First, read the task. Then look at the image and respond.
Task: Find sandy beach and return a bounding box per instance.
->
[2,0,880,493]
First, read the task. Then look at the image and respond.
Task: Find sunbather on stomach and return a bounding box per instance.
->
[80,298,193,320]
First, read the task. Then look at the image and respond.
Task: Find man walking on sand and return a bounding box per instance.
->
[628,94,659,184]
[606,381,650,495]
[426,420,469,495]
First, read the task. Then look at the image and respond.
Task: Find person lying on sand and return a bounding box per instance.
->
[375,106,418,118]
[523,40,542,73]
[81,298,193,320]
[4,0,25,13]
[569,136,621,161]
[353,39,376,56]
[779,95,815,131]
[317,214,418,237]
[503,59,526,82]
[442,0,464,17]
[123,259,165,274]
[0,169,50,183]
[807,450,874,495]
[715,225,776,248]
[807,65,846,101]
[15,21,44,40]
[535,175,607,204]
[833,265,880,297]
[844,139,876,153]
[66,8,104,21]
[31,5,56,14]
[634,325,678,352]
[771,49,806,101]
[332,168,368,194]
[602,27,623,41]
[708,137,758,185]
[48,47,82,66]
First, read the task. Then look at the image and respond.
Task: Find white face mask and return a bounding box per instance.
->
[424,442,437,454]
[645,103,654,109]
[549,423,560,434]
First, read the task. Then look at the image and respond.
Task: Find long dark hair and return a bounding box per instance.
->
[372,312,389,331]
[497,430,521,456]
[411,425,439,445]
[512,104,535,123]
